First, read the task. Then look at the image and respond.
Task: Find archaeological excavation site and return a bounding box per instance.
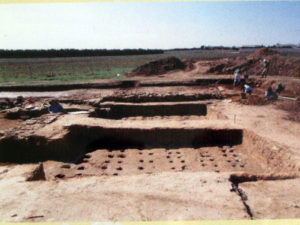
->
[1,48,300,222]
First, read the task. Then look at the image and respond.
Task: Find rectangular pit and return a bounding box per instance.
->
[100,93,221,103]
[0,126,242,163]
[44,130,297,179]
[91,102,207,118]
[1,126,296,180]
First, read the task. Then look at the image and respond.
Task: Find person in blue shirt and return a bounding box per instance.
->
[48,100,64,113]
[244,84,253,94]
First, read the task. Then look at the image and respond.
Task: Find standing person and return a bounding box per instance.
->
[261,58,270,78]
[233,69,241,86]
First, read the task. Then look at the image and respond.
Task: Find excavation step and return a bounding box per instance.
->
[0,77,235,92]
[91,102,207,118]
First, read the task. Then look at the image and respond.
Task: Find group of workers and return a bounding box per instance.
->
[4,96,24,108]
[233,69,254,94]
[3,96,64,114]
[49,57,277,114]
[5,58,278,114]
[233,58,284,100]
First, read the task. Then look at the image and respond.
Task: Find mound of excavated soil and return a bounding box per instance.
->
[207,48,300,77]
[128,57,186,76]
[239,94,268,106]
[250,48,278,58]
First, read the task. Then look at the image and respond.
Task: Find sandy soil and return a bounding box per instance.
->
[1,60,300,222]
[0,167,248,222]
[220,101,300,155]
[0,114,22,131]
[240,179,300,219]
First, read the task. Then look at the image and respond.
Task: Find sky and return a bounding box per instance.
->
[0,1,300,50]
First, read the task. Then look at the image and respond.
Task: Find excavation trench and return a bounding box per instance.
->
[0,126,242,163]
[99,93,222,103]
[1,127,297,181]
[91,102,207,118]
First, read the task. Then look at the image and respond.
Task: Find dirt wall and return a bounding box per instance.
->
[0,126,243,163]
[243,130,300,173]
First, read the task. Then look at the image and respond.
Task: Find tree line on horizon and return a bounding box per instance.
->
[168,44,297,51]
[0,49,164,58]
[168,46,240,51]
[1,45,297,58]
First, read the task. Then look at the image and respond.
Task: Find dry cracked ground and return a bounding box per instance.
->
[0,72,300,222]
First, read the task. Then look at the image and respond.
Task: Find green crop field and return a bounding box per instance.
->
[0,50,251,85]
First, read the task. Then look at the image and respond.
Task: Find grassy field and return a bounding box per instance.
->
[0,49,251,85]
[1,48,297,85]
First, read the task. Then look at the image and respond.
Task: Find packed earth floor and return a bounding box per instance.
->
[0,59,300,222]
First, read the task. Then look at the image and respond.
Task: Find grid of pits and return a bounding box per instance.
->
[54,146,263,179]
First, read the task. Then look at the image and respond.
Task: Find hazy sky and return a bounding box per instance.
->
[1,1,300,49]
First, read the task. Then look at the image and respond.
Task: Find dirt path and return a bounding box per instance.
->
[220,101,300,155]
[0,91,71,99]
